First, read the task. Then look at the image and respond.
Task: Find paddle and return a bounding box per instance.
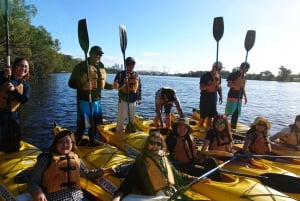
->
[0,0,21,153]
[78,19,96,146]
[119,25,136,134]
[219,169,300,194]
[236,153,300,159]
[231,30,256,129]
[169,156,237,200]
[213,16,224,63]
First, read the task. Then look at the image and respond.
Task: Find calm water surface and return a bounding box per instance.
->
[21,73,300,150]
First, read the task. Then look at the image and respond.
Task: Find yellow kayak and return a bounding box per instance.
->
[97,122,148,157]
[0,141,41,200]
[134,115,156,133]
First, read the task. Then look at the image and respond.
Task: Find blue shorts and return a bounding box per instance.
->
[78,100,102,128]
[225,101,242,116]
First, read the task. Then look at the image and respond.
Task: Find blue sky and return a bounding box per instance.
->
[25,0,300,75]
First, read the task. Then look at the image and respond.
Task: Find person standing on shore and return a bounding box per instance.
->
[199,61,223,129]
[153,87,184,129]
[112,57,142,134]
[68,46,112,146]
[225,62,250,129]
[0,57,30,153]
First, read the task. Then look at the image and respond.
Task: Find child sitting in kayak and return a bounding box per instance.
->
[165,118,222,181]
[201,114,234,154]
[28,128,116,201]
[270,115,300,150]
[241,116,272,155]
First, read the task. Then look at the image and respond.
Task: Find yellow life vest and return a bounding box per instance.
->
[146,156,175,192]
[80,65,106,89]
[0,83,23,112]
[42,152,81,193]
[121,72,139,94]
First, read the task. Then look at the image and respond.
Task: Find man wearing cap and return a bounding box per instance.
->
[153,87,184,129]
[112,57,142,134]
[225,62,250,129]
[68,45,112,146]
[199,62,223,129]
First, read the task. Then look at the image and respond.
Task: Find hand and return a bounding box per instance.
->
[103,167,117,176]
[33,190,47,201]
[6,82,15,91]
[137,100,142,105]
[4,68,12,78]
[218,96,223,104]
[112,80,119,89]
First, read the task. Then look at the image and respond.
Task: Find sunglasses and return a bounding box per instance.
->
[57,141,73,146]
[257,123,266,127]
[149,140,162,146]
[215,122,225,126]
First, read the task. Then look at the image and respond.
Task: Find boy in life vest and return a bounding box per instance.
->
[28,128,116,201]
[154,87,184,129]
[270,115,300,150]
[0,58,30,153]
[201,114,234,154]
[242,117,271,155]
[68,46,112,146]
[112,57,142,134]
[112,132,207,201]
[165,118,222,181]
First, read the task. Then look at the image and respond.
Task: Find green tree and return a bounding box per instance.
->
[277,66,292,81]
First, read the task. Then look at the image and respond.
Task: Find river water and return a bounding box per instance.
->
[20,73,300,150]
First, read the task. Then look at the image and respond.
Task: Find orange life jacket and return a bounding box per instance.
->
[250,133,270,154]
[80,65,106,89]
[121,72,139,93]
[42,152,81,193]
[172,136,198,163]
[0,83,23,112]
[209,132,232,152]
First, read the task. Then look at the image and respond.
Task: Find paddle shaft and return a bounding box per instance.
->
[119,25,136,133]
[77,19,95,144]
[231,30,256,128]
[170,156,237,200]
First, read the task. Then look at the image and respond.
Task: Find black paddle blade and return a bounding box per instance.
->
[244,30,256,51]
[231,108,239,129]
[119,25,127,55]
[78,19,89,54]
[260,173,300,194]
[213,17,224,42]
[125,122,136,134]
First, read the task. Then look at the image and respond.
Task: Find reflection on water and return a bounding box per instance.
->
[21,73,300,150]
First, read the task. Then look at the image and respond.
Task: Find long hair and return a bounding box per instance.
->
[212,114,232,140]
[142,132,167,156]
[49,129,77,153]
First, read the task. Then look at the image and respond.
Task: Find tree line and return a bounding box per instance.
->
[1,0,299,82]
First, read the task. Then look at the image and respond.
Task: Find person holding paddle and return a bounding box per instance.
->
[153,87,184,129]
[112,132,207,201]
[112,57,142,135]
[165,117,222,181]
[198,61,223,129]
[0,57,30,153]
[68,46,112,145]
[225,62,250,128]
